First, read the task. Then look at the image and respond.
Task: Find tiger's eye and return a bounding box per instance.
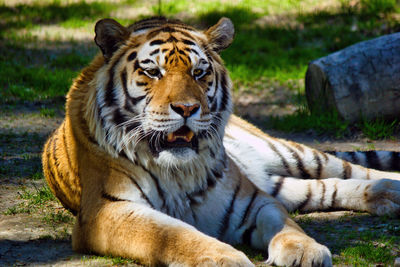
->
[193,69,203,77]
[147,68,160,77]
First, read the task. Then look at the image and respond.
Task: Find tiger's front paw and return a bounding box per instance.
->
[365,179,400,216]
[194,244,254,267]
[266,232,332,267]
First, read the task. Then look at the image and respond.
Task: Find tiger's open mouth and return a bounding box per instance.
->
[148,126,199,155]
[166,126,195,145]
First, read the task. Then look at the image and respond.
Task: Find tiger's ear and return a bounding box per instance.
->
[204,17,234,53]
[95,19,129,60]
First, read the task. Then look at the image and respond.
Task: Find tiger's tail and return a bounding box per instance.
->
[326,151,400,172]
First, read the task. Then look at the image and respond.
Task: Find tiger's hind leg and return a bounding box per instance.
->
[257,174,400,216]
[226,115,400,182]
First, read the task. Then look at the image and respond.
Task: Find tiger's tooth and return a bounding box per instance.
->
[185,131,194,142]
[167,132,176,142]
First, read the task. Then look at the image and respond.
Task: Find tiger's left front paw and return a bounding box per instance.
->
[266,232,332,267]
[365,179,400,216]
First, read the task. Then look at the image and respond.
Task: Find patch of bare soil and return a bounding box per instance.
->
[0,96,399,266]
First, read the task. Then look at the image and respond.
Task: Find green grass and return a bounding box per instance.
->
[40,107,56,118]
[269,108,351,138]
[295,214,400,266]
[18,185,55,205]
[4,185,55,215]
[358,117,399,140]
[269,108,400,139]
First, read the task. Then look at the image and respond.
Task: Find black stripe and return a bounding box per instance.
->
[390,151,400,171]
[271,176,285,197]
[121,68,144,113]
[190,48,199,55]
[46,135,76,214]
[126,121,141,132]
[177,49,186,55]
[210,149,215,158]
[331,184,337,208]
[102,192,126,202]
[206,174,216,188]
[146,26,194,37]
[150,39,164,46]
[61,124,75,176]
[166,35,178,43]
[178,55,186,64]
[105,52,125,107]
[237,190,258,229]
[266,140,292,176]
[145,95,153,105]
[110,167,155,208]
[139,164,166,210]
[136,81,148,86]
[130,95,146,105]
[133,60,140,72]
[280,142,311,179]
[241,202,269,245]
[161,26,175,33]
[242,225,256,245]
[320,181,326,207]
[121,68,134,113]
[219,73,229,111]
[127,51,137,61]
[141,59,154,64]
[113,108,127,126]
[313,151,322,179]
[212,168,223,179]
[210,99,218,112]
[283,146,311,178]
[210,70,219,99]
[218,180,241,239]
[188,180,214,202]
[349,151,359,164]
[297,184,311,211]
[182,39,196,46]
[127,175,155,208]
[365,151,381,170]
[342,161,352,179]
[149,49,159,56]
[168,49,175,57]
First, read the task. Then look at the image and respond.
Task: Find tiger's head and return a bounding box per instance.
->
[90,17,234,168]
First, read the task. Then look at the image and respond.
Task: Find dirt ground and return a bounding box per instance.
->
[1,95,400,266]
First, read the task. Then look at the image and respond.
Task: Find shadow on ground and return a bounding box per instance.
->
[0,239,75,266]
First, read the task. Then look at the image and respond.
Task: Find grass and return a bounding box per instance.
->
[4,184,74,226]
[294,213,400,266]
[269,108,351,138]
[269,108,400,139]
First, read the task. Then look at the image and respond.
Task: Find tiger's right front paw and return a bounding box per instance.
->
[266,232,332,267]
[194,244,254,267]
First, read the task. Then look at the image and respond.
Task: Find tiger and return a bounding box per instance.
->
[42,16,400,267]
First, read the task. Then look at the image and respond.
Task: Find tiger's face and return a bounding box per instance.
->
[93,17,234,166]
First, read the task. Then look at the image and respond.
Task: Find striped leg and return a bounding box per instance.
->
[258,175,400,216]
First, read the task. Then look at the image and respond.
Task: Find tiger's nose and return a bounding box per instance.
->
[170,103,200,118]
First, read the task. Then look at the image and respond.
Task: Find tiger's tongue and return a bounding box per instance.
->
[167,126,194,143]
